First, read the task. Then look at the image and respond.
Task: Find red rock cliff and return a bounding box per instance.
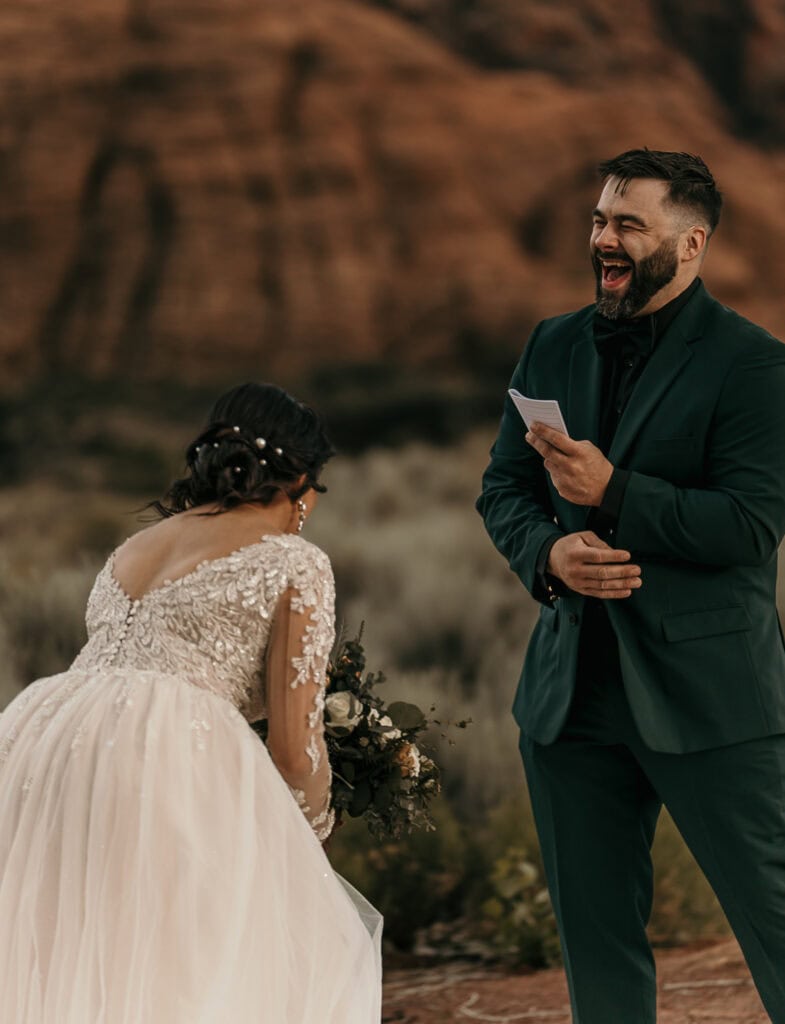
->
[1,0,784,387]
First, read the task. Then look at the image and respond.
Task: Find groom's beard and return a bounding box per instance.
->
[592,236,679,319]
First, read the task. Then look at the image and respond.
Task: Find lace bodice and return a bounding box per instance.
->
[70,533,336,840]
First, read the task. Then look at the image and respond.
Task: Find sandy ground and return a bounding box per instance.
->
[382,938,769,1023]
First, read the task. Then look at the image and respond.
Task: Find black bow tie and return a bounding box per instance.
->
[593,313,656,360]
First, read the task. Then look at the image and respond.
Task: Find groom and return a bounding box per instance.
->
[477,149,785,1023]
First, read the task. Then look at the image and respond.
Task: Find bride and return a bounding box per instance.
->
[0,382,382,1023]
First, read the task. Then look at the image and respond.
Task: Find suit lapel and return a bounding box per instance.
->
[607,286,707,466]
[560,318,603,532]
[566,319,602,447]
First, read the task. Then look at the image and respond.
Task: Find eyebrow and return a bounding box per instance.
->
[592,207,648,227]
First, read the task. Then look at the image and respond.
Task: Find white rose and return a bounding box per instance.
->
[377,714,402,746]
[325,691,362,731]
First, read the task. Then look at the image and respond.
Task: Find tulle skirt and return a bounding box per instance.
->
[0,669,382,1023]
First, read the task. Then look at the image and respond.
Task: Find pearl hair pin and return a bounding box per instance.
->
[192,429,285,465]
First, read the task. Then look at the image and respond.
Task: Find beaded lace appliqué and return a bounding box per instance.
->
[1,534,336,839]
[73,535,333,720]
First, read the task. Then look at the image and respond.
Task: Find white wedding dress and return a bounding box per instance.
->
[0,533,382,1023]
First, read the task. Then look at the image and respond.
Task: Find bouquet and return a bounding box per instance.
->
[323,628,443,840]
[254,627,454,840]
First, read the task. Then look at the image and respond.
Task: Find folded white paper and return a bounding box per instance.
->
[508,389,569,435]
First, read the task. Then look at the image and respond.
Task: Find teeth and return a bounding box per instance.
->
[602,262,631,279]
[602,260,631,284]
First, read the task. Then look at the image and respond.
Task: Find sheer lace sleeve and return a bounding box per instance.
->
[265,560,335,844]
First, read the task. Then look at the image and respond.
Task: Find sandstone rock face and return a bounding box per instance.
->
[2,0,785,388]
[369,0,785,144]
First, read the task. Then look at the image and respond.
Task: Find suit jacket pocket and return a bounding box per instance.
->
[662,605,751,643]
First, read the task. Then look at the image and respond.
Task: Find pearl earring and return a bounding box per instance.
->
[297,499,307,534]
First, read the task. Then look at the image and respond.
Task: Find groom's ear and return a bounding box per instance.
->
[681,224,708,263]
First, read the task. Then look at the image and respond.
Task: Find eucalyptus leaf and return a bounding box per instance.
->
[387,700,426,731]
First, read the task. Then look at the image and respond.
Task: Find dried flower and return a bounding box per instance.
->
[394,742,421,779]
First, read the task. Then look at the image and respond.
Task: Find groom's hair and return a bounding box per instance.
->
[598,148,723,235]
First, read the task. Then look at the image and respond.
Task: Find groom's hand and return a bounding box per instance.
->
[526,422,613,506]
[548,531,642,599]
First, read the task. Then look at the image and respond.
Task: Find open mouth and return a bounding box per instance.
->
[600,260,633,290]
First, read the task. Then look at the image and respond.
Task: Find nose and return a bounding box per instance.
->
[593,223,620,250]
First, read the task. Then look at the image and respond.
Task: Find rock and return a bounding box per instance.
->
[382,938,768,1023]
[1,0,785,389]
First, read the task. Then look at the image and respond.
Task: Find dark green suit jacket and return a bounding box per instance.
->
[478,283,785,753]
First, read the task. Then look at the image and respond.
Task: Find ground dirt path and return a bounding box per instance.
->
[383,938,768,1023]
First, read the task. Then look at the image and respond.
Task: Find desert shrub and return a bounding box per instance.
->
[331,800,470,949]
[329,792,560,963]
[480,845,560,966]
[439,795,560,966]
[0,560,94,693]
[0,376,189,492]
[310,436,535,685]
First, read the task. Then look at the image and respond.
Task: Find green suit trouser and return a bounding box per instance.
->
[520,638,785,1024]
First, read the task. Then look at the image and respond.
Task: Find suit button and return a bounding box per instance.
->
[569,613,579,626]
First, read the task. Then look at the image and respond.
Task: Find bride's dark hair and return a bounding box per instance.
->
[152,382,335,517]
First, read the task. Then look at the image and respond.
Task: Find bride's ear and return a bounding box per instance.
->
[301,485,318,512]
[289,475,317,511]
